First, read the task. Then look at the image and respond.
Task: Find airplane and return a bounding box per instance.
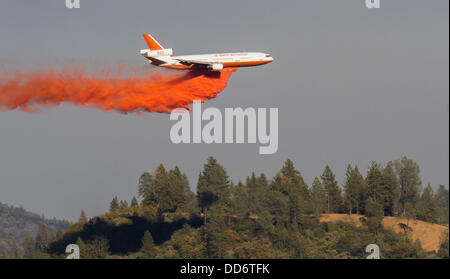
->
[140,34,274,71]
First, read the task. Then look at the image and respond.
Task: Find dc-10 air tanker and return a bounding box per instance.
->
[140,34,274,71]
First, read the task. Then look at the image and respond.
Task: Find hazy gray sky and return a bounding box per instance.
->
[0,0,448,221]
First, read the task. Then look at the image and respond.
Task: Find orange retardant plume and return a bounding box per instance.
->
[0,66,237,113]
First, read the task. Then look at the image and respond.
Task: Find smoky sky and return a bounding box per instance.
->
[0,0,448,221]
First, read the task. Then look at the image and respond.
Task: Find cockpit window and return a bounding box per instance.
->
[265,54,272,57]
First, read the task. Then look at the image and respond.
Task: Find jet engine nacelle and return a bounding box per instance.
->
[208,63,224,71]
[140,48,173,57]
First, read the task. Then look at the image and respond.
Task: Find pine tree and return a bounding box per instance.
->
[417,184,439,223]
[257,173,269,188]
[438,236,449,259]
[23,236,36,259]
[365,197,384,235]
[394,157,422,217]
[178,169,198,213]
[247,172,258,190]
[343,165,366,214]
[344,165,354,213]
[35,223,49,252]
[131,196,139,207]
[139,230,156,259]
[353,166,367,214]
[205,211,230,258]
[83,236,110,259]
[321,165,343,213]
[75,237,86,259]
[109,196,119,212]
[310,177,326,215]
[119,200,129,209]
[168,166,189,210]
[9,240,21,259]
[139,164,186,213]
[343,165,356,214]
[436,185,449,225]
[78,210,88,222]
[382,163,400,216]
[271,159,310,222]
[138,172,152,201]
[55,227,64,240]
[197,157,230,224]
[366,162,385,204]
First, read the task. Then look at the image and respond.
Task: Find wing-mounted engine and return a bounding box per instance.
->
[207,63,224,71]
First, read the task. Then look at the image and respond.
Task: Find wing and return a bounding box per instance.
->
[174,58,223,70]
[174,58,217,66]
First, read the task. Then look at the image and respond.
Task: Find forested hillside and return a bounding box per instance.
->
[319,214,448,252]
[0,202,70,257]
[11,156,450,259]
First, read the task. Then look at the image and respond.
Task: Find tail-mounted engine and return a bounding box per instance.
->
[140,48,173,57]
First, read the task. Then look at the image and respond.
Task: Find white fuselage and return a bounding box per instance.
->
[140,34,274,70]
[143,51,274,70]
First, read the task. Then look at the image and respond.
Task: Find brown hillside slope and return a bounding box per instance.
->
[319,214,449,252]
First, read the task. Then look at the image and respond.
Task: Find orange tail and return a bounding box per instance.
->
[143,34,164,50]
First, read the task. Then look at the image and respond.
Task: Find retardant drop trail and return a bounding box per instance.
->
[0,67,237,113]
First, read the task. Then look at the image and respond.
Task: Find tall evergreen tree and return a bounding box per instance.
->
[246,172,259,190]
[83,236,110,259]
[139,230,156,259]
[75,237,86,259]
[344,165,355,214]
[366,162,385,204]
[344,165,366,214]
[257,173,269,188]
[168,166,189,210]
[321,165,343,213]
[436,185,449,225]
[197,157,230,224]
[138,172,152,202]
[365,197,384,235]
[271,159,310,222]
[417,184,439,223]
[35,223,49,253]
[78,210,87,222]
[131,196,139,207]
[394,157,422,217]
[55,227,64,240]
[119,200,129,209]
[272,159,309,197]
[438,236,449,259]
[310,177,326,215]
[9,240,21,259]
[176,168,198,213]
[109,196,120,212]
[382,163,401,216]
[23,236,36,259]
[139,164,186,213]
[205,211,230,259]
